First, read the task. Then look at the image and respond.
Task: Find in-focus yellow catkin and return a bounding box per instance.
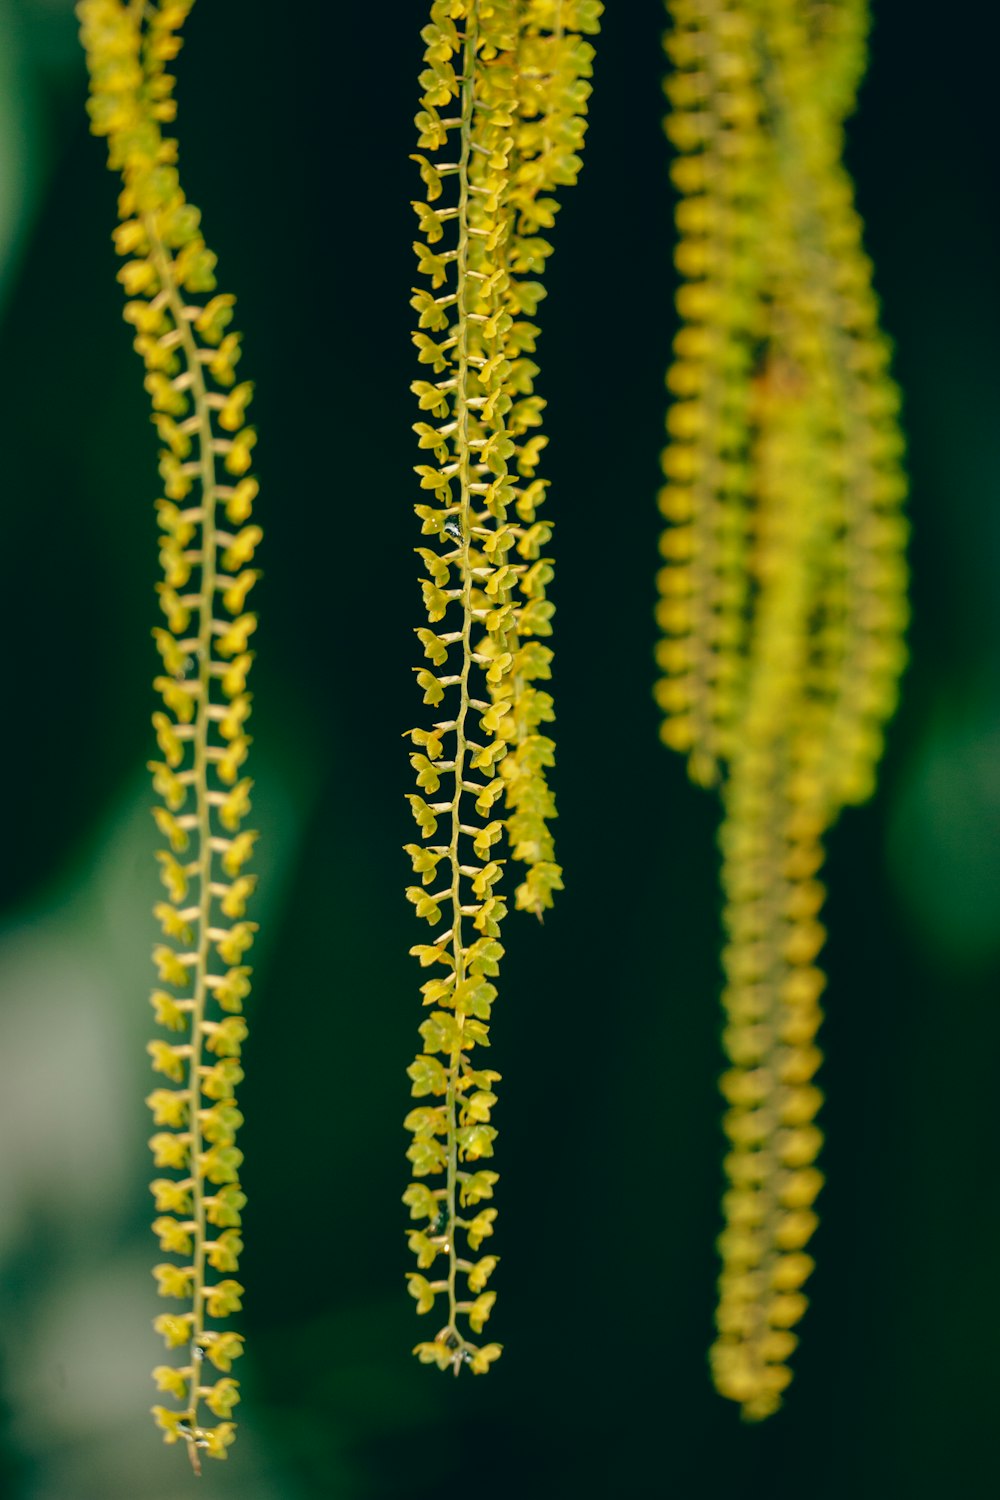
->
[79,0,259,1468]
[404,0,600,1374]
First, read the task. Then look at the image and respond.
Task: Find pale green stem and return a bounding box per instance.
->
[148,222,219,1474]
[443,3,480,1365]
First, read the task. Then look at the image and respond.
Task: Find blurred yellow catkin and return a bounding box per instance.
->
[656,0,908,1417]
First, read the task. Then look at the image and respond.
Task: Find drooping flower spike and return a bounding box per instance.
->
[404,0,601,1373]
[656,0,907,1418]
[79,0,260,1468]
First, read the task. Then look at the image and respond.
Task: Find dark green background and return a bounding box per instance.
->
[0,1,997,1496]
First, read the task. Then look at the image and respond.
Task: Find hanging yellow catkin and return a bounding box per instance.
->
[657,0,907,1418]
[404,0,600,1372]
[79,0,259,1468]
[656,0,768,786]
[490,0,601,917]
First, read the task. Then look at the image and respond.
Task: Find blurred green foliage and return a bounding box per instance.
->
[0,1,997,1497]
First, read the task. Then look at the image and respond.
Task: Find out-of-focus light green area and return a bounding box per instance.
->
[1,2,91,310]
[0,753,313,1499]
[0,0,40,311]
[888,686,1000,972]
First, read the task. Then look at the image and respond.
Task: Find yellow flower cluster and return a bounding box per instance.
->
[488,0,601,917]
[405,0,599,1373]
[657,0,908,1419]
[78,0,258,1469]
